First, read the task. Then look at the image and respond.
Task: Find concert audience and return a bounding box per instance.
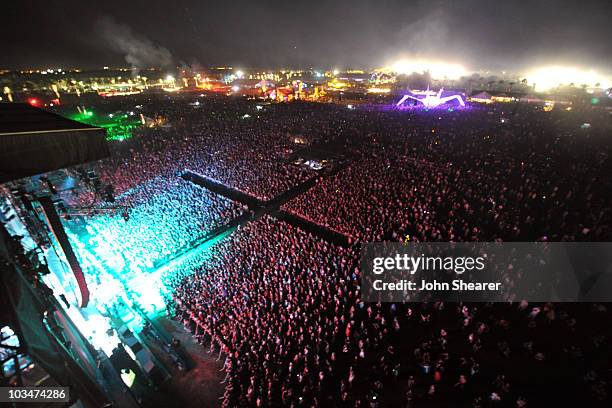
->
[58,97,611,406]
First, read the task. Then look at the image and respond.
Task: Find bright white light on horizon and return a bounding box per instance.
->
[389,59,468,80]
[525,66,610,91]
[235,70,244,79]
[166,75,175,82]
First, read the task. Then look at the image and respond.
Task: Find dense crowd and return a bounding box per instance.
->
[284,106,611,242]
[65,176,245,275]
[92,99,320,202]
[170,216,360,406]
[57,96,611,406]
[171,217,611,407]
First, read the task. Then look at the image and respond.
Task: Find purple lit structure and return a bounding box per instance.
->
[396,88,465,108]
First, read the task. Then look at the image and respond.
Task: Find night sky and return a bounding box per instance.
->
[2,0,611,72]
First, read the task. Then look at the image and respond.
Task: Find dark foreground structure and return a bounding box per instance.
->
[0,104,109,184]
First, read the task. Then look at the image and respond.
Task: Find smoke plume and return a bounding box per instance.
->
[95,16,174,71]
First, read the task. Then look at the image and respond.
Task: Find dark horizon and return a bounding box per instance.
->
[2,0,611,74]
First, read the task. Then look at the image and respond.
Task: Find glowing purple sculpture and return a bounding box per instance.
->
[396,88,465,108]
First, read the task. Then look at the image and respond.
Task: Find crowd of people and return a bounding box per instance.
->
[55,96,611,406]
[170,215,361,406]
[284,106,611,243]
[92,98,319,202]
[64,176,245,275]
[171,217,611,407]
